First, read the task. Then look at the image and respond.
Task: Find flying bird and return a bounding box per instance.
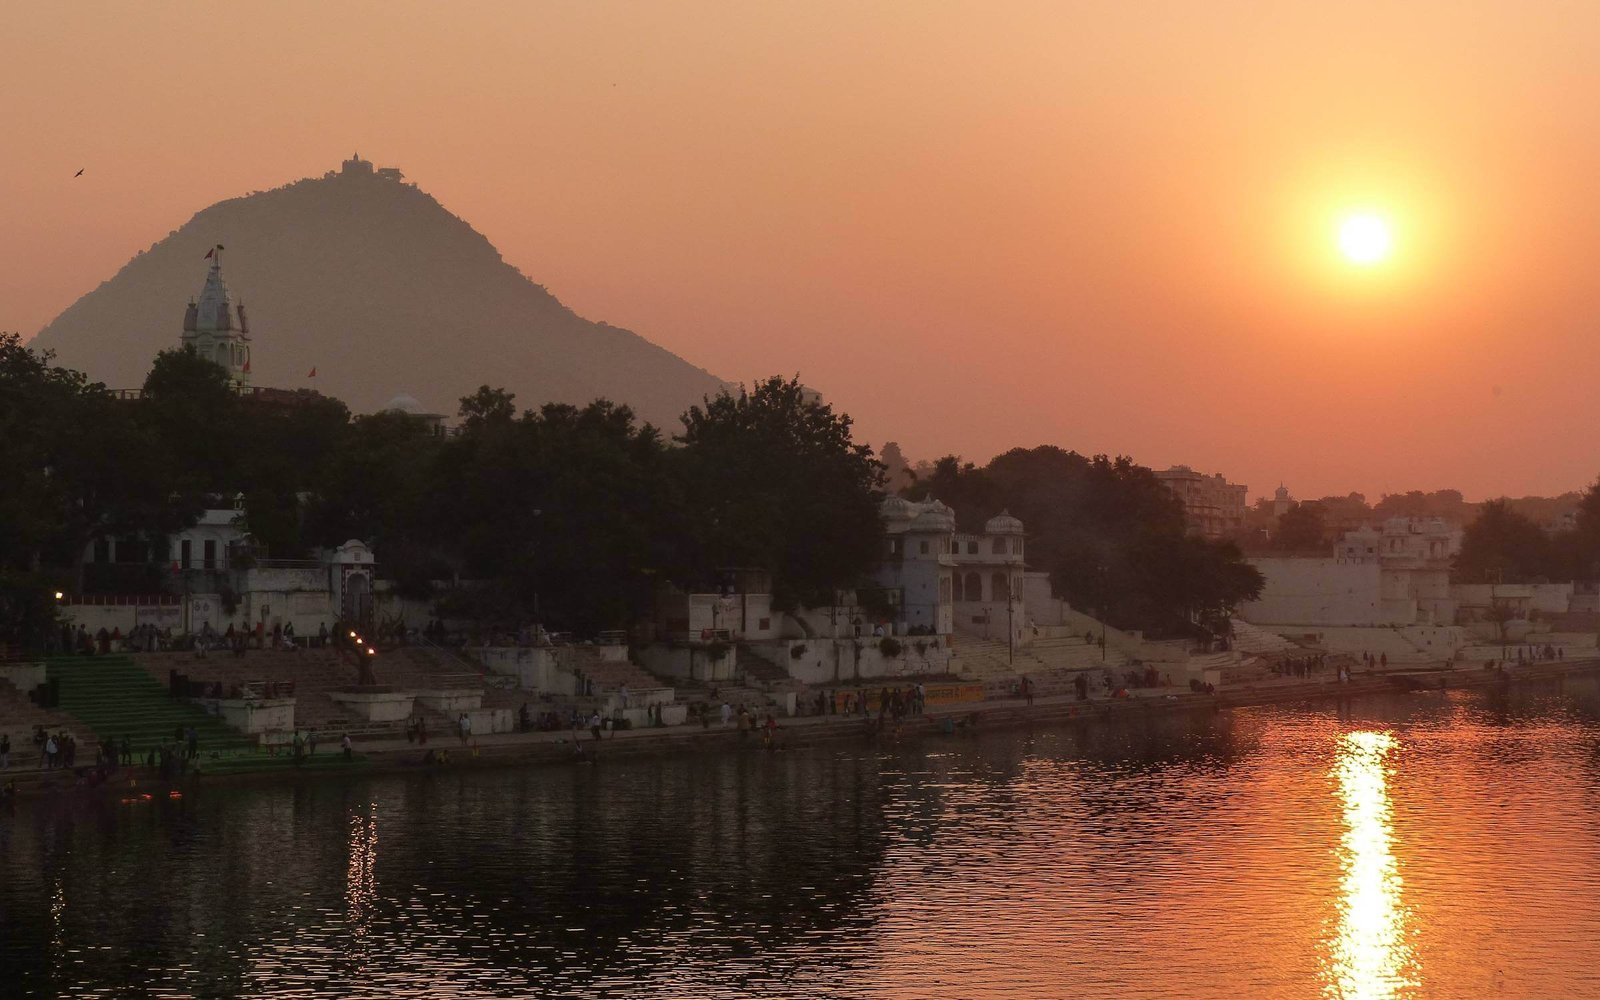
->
[74,168,84,177]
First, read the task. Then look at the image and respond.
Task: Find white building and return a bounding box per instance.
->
[874,498,1028,638]
[877,497,957,634]
[951,512,1026,642]
[1241,517,1462,626]
[654,568,778,641]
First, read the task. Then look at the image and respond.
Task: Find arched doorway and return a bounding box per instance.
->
[344,572,373,630]
[991,572,1010,602]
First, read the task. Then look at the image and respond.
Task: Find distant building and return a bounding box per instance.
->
[1240,517,1462,627]
[1156,466,1248,539]
[339,153,404,181]
[1271,484,1295,519]
[383,394,449,438]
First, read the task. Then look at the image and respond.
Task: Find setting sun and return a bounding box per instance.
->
[1339,213,1394,266]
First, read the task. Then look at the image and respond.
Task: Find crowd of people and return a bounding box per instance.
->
[6,723,206,783]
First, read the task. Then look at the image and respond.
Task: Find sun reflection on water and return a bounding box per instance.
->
[1329,730,1414,998]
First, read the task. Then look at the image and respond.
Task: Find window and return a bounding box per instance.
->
[203,539,217,570]
[887,538,901,556]
[992,537,1006,554]
[991,572,1010,601]
[919,540,930,555]
[965,571,982,600]
[952,574,964,601]
[1011,538,1022,555]
[93,538,111,564]
[180,539,192,569]
[967,540,978,554]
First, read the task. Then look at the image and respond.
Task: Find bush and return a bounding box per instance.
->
[703,640,729,662]
[880,637,902,658]
[789,643,807,659]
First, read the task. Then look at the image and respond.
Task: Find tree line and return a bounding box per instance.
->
[1,334,1264,647]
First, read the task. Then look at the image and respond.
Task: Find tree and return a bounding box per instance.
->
[675,376,884,609]
[138,346,242,497]
[1561,476,1600,580]
[305,409,436,552]
[1272,504,1326,552]
[424,393,676,633]
[236,393,351,558]
[879,441,915,492]
[0,335,175,644]
[1454,500,1554,583]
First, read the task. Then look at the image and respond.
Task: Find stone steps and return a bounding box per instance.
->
[46,656,260,758]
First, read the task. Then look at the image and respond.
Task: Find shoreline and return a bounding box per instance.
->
[7,657,1597,802]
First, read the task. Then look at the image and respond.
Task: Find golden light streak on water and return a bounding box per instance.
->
[1328,730,1414,999]
[346,806,380,950]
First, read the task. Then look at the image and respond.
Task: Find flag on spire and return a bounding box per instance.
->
[242,360,251,374]
[307,367,317,378]
[204,248,213,260]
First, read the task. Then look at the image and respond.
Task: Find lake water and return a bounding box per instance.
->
[6,677,1600,999]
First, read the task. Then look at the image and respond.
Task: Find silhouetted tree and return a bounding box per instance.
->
[425,393,674,632]
[1455,500,1553,583]
[675,376,884,610]
[1272,504,1326,552]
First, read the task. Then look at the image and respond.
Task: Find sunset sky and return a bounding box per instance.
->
[5,1,1600,501]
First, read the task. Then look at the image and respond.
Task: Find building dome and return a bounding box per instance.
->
[985,510,1025,534]
[880,495,915,520]
[911,508,956,532]
[383,394,425,414]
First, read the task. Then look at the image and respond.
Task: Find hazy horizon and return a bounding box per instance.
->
[7,1,1600,502]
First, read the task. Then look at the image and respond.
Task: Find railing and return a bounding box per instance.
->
[59,593,182,606]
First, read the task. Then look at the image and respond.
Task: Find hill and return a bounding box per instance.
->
[28,157,727,426]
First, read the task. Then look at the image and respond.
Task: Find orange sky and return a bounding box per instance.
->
[5,1,1600,502]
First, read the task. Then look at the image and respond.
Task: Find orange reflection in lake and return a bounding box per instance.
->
[1328,730,1414,999]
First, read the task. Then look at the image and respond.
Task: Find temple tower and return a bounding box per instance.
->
[180,246,252,386]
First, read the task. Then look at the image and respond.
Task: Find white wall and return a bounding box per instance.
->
[657,592,777,640]
[1022,573,1070,626]
[760,636,954,686]
[475,646,578,696]
[634,643,740,683]
[1241,558,1386,626]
